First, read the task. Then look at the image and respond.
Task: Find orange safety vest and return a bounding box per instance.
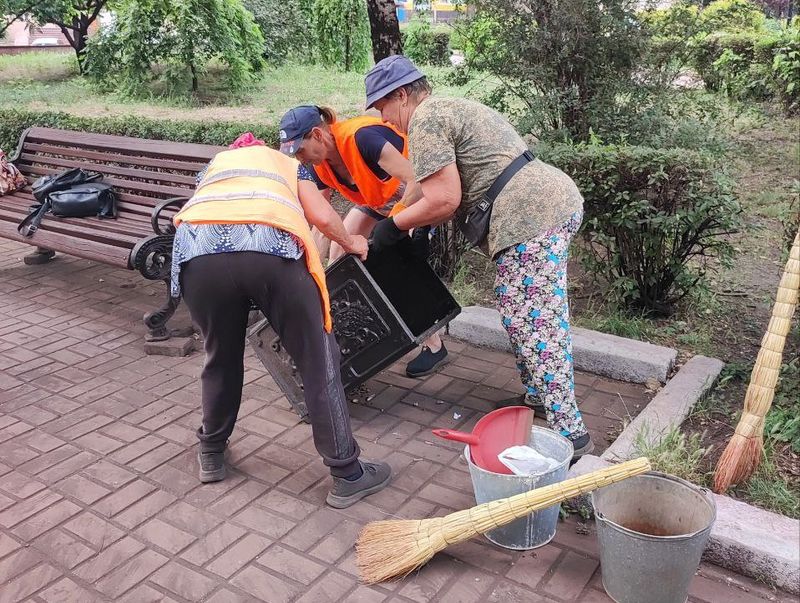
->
[313,116,408,210]
[173,146,332,332]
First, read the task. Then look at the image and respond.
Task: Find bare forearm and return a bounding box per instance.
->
[312,206,355,249]
[393,196,455,231]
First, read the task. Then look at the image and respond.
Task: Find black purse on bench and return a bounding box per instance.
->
[18,168,118,237]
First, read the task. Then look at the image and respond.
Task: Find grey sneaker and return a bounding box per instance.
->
[198,451,226,483]
[326,460,392,509]
[570,433,595,460]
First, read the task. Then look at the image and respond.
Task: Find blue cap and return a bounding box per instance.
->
[364,55,425,110]
[279,105,323,155]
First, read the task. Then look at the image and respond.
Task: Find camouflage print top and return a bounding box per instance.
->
[408,96,584,258]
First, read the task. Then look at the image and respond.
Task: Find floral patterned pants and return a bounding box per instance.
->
[494,212,587,440]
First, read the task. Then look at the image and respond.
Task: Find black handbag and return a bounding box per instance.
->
[31,168,102,203]
[49,183,117,218]
[460,150,535,247]
[18,177,117,237]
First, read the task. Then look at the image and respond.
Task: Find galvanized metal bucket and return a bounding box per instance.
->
[592,472,716,603]
[465,426,573,550]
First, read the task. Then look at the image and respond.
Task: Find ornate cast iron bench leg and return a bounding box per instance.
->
[132,234,181,342]
[23,247,56,265]
[136,196,191,342]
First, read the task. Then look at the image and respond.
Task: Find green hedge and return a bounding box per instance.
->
[401,22,451,66]
[536,141,741,314]
[0,109,280,156]
[691,29,800,109]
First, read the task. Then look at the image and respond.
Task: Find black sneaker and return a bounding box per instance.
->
[326,460,392,509]
[198,451,226,483]
[406,343,448,377]
[570,433,595,459]
[496,394,547,419]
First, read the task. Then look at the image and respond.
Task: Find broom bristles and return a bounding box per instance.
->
[356,520,440,584]
[713,230,799,494]
[713,432,763,494]
[356,457,651,584]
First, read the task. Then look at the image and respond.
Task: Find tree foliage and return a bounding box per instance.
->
[699,0,767,32]
[460,0,646,141]
[85,0,265,96]
[26,0,108,71]
[242,0,313,64]
[313,0,371,71]
[0,0,46,37]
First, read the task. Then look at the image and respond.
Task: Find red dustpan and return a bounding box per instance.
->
[432,406,534,474]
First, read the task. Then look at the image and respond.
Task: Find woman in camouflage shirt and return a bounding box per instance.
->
[367,56,593,458]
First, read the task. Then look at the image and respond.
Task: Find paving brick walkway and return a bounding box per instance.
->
[0,240,795,603]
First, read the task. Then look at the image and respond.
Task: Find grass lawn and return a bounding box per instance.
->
[0,51,479,124]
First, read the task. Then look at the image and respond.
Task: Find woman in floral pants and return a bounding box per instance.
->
[494,212,589,443]
[364,56,593,458]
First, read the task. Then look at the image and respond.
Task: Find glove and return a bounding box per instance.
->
[370,217,408,252]
[409,225,432,261]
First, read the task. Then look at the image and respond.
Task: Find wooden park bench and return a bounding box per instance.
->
[1,127,221,341]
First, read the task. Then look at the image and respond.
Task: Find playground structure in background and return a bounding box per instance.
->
[396,1,461,24]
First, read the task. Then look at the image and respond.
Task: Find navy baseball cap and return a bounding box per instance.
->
[365,55,425,109]
[279,105,323,155]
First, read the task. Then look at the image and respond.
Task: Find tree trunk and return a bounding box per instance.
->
[190,63,198,92]
[366,0,403,62]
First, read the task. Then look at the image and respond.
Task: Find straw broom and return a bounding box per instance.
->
[356,457,651,584]
[714,230,800,494]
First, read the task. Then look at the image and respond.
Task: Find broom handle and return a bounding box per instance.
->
[739,231,799,429]
[436,458,651,543]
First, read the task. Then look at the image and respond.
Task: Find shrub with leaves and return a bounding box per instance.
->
[692,31,760,90]
[402,18,450,66]
[84,0,265,96]
[699,0,766,33]
[312,0,370,71]
[242,0,313,64]
[772,31,800,112]
[461,0,646,141]
[538,141,741,314]
[640,2,703,69]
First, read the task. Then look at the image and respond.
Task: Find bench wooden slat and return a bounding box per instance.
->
[0,208,141,247]
[23,142,214,173]
[0,217,131,267]
[18,153,199,186]
[1,195,152,238]
[21,164,191,198]
[25,127,221,163]
[13,188,185,215]
[3,127,221,286]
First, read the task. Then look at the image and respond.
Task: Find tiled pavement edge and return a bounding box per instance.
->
[0,240,796,603]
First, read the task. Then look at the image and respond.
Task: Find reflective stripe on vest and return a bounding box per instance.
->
[173,146,332,332]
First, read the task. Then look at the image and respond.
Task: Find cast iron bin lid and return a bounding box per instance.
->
[326,241,461,388]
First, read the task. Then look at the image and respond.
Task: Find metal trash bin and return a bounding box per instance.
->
[249,240,461,420]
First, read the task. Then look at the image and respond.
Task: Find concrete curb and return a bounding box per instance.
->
[569,455,800,594]
[448,305,678,384]
[600,355,725,463]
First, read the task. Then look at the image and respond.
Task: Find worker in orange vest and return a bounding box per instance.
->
[279,105,448,378]
[172,134,391,508]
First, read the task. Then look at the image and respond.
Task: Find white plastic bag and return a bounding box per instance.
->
[498,445,560,476]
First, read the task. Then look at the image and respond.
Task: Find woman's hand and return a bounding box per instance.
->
[343,234,369,260]
[393,163,461,231]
